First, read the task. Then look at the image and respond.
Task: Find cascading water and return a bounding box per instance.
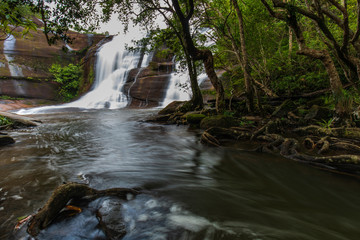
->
[161,61,208,107]
[17,32,149,114]
[3,35,23,77]
[161,28,212,107]
[68,34,143,109]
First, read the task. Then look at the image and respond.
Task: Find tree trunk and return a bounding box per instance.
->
[198,49,225,112]
[172,0,226,113]
[287,10,345,116]
[185,50,203,109]
[231,0,255,112]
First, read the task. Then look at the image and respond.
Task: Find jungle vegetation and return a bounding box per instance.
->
[2,0,360,121]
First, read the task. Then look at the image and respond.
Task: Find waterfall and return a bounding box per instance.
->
[161,28,212,107]
[3,35,23,77]
[17,32,145,115]
[161,62,208,107]
[67,34,143,109]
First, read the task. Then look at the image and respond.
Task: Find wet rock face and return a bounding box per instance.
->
[125,50,175,108]
[0,26,106,100]
[0,78,60,100]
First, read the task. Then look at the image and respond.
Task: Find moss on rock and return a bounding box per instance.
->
[186,113,206,124]
[200,115,238,129]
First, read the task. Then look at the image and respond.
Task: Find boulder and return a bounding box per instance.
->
[97,199,126,240]
[185,113,206,124]
[158,101,185,115]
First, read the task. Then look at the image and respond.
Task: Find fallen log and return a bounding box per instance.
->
[27,182,140,237]
[0,111,41,127]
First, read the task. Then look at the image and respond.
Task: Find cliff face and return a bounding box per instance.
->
[124,50,174,108]
[0,21,106,100]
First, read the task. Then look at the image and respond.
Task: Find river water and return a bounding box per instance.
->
[1,109,360,239]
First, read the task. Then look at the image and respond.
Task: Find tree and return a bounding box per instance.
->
[170,0,225,113]
[25,0,226,113]
[230,0,255,112]
[261,0,360,118]
[0,0,37,40]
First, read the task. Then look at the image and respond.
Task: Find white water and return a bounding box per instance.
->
[161,28,212,107]
[17,31,148,115]
[161,62,208,107]
[15,26,206,115]
[68,34,143,109]
[3,35,23,77]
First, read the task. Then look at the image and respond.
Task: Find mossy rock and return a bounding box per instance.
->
[158,101,185,115]
[200,115,238,129]
[186,113,206,124]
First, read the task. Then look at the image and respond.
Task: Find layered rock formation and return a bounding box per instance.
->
[0,19,106,101]
[125,52,174,108]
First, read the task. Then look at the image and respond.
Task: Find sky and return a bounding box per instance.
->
[98,15,125,35]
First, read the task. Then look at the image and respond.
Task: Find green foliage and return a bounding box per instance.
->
[317,118,334,130]
[269,57,329,96]
[238,118,255,127]
[0,116,13,126]
[0,95,23,100]
[335,89,355,116]
[0,1,37,39]
[49,64,82,102]
[201,89,216,96]
[155,48,173,60]
[223,111,235,117]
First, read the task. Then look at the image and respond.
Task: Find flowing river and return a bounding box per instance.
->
[1,109,360,239]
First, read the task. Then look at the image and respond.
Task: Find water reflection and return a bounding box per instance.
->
[1,109,360,239]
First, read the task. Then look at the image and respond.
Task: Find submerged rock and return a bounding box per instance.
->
[98,199,126,240]
[0,134,15,146]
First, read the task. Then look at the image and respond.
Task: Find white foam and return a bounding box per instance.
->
[168,214,210,232]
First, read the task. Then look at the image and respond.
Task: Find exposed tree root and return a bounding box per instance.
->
[200,124,360,176]
[27,182,140,237]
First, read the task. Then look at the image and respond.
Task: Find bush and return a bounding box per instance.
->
[49,64,82,102]
[0,116,12,126]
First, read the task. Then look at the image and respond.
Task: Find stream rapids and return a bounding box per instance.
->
[1,109,360,239]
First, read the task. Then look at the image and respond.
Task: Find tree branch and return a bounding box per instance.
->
[352,0,360,44]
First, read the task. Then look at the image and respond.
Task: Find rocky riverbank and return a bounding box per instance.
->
[148,99,360,177]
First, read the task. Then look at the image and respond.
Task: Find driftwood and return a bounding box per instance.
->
[27,182,140,237]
